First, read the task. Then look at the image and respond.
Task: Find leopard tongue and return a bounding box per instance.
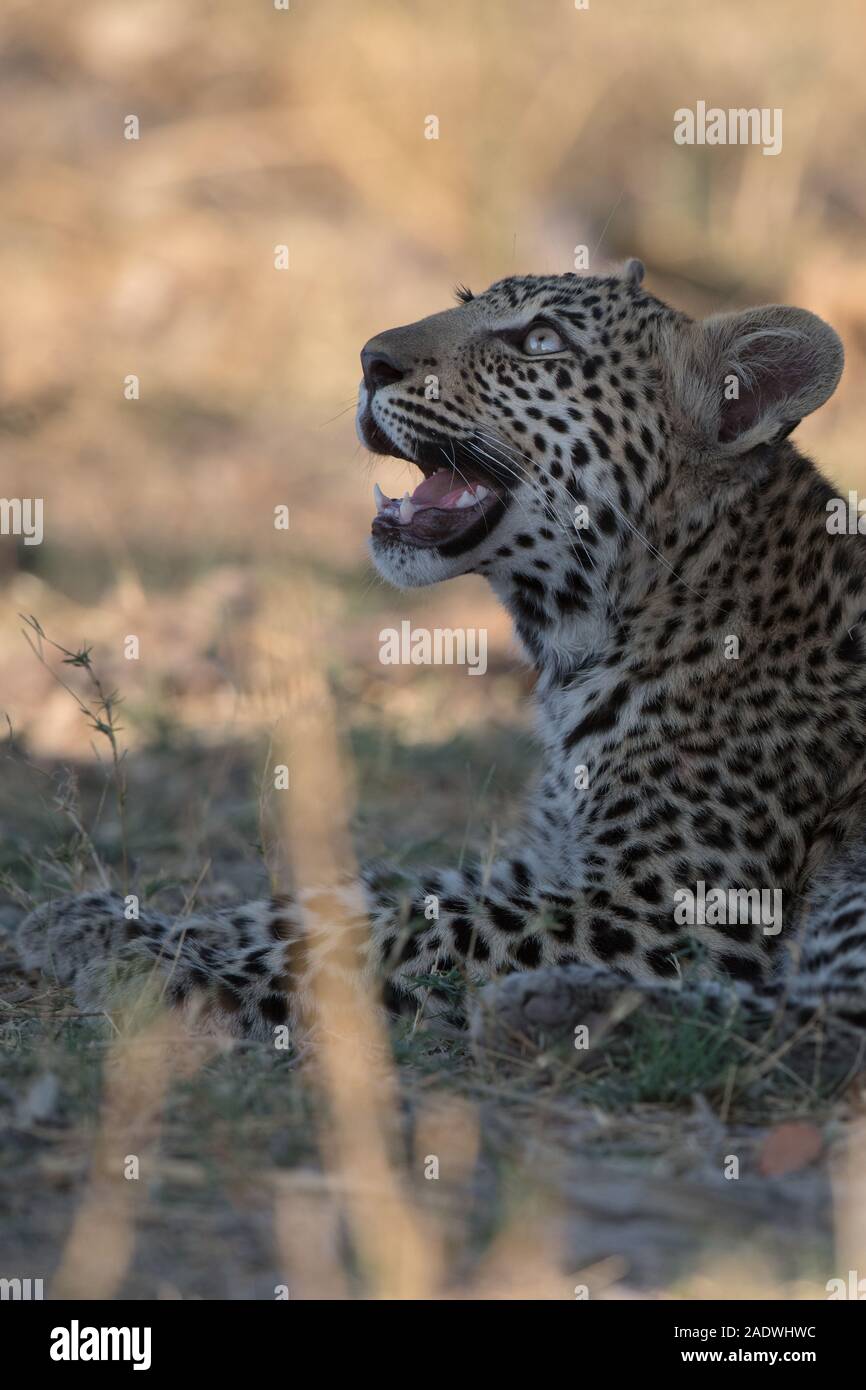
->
[374,468,492,524]
[410,468,466,506]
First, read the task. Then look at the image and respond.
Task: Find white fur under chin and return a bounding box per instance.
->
[368,535,469,587]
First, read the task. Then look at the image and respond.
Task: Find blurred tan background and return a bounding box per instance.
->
[1,0,864,891]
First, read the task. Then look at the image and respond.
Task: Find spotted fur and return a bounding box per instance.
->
[19,261,866,1040]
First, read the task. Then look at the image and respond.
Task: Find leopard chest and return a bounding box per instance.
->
[529,667,650,876]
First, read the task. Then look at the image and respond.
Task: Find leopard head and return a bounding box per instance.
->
[357,262,843,659]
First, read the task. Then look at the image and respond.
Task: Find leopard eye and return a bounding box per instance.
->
[521,324,565,355]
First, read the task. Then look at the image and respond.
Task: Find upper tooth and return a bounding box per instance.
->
[374,483,387,513]
[475,486,489,500]
[455,490,475,509]
[399,492,418,524]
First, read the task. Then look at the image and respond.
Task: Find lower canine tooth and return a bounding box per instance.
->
[373,483,387,513]
[399,492,418,524]
[455,490,475,509]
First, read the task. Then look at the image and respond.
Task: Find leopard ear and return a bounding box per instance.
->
[670,305,843,455]
[622,257,645,289]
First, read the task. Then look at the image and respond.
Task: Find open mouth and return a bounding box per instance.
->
[360,415,509,553]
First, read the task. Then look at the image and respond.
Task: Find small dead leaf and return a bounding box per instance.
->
[758,1122,823,1177]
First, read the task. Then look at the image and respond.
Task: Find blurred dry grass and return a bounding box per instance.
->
[2,0,866,1300]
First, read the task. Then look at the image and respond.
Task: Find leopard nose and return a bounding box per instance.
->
[361,341,407,394]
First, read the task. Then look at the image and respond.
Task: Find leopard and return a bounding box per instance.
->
[17,258,866,1049]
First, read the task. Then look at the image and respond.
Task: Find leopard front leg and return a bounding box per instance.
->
[16,855,590,1041]
[357,854,589,1006]
[26,848,691,1043]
